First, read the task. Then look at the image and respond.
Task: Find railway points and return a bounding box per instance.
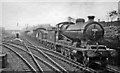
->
[1,37,87,73]
[2,45,32,73]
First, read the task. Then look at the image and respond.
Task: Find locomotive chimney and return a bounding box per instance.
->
[88,16,95,21]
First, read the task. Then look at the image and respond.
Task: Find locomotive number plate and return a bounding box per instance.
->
[92,29,98,31]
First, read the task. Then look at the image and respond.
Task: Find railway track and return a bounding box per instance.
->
[2,45,32,72]
[3,39,80,73]
[27,42,96,72]
[3,38,92,73]
[3,42,62,73]
[2,36,15,42]
[42,48,120,73]
[23,40,69,73]
[21,37,97,73]
[2,44,37,73]
[24,40,85,72]
[105,66,120,73]
[3,36,120,73]
[23,36,120,73]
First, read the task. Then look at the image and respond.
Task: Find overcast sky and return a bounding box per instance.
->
[0,0,120,30]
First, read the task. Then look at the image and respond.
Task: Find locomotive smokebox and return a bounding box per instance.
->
[88,16,95,21]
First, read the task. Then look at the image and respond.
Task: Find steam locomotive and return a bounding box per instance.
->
[26,16,116,67]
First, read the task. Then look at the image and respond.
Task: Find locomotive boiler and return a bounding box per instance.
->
[57,16,104,46]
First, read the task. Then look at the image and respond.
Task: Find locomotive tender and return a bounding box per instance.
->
[26,16,116,67]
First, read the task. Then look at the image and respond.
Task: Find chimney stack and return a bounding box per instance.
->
[88,16,95,21]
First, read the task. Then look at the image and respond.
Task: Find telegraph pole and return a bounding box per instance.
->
[26,24,29,30]
[118,1,120,20]
[17,22,19,30]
